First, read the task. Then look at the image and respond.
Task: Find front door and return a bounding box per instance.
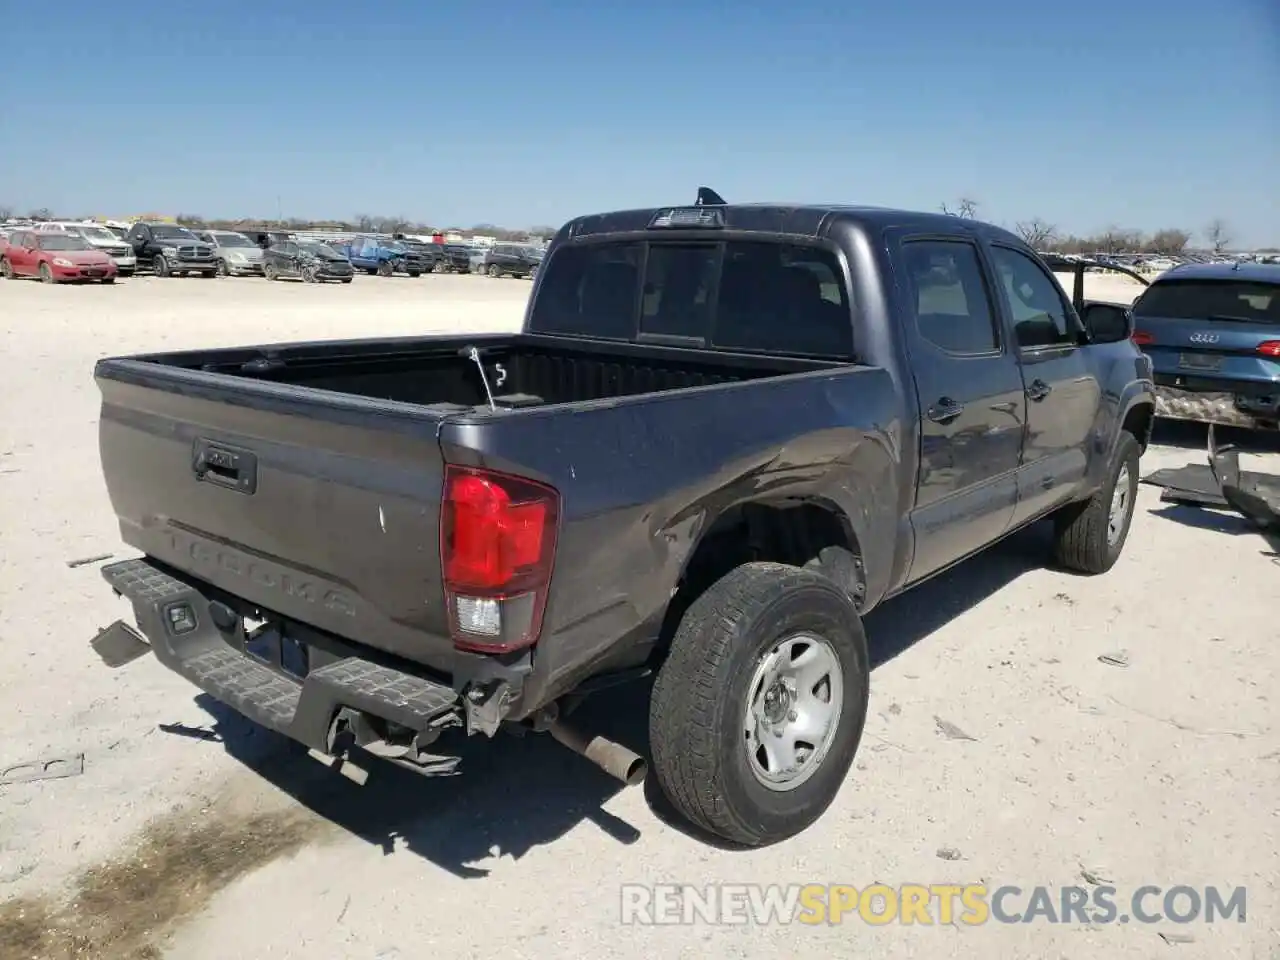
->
[900,236,1028,583]
[986,244,1102,526]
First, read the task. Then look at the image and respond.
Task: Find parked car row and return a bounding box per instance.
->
[1,219,546,285]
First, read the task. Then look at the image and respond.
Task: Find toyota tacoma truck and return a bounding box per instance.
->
[90,191,1155,846]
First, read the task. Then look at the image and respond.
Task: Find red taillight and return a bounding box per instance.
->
[440,465,558,653]
[1131,331,1154,346]
[1257,340,1280,358]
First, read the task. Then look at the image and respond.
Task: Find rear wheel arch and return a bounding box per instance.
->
[657,498,866,654]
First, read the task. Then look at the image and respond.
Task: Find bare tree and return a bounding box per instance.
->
[940,197,979,219]
[354,214,375,232]
[1148,228,1191,256]
[1205,218,1231,255]
[1014,218,1058,249]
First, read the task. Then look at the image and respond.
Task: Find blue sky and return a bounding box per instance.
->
[2,0,1277,245]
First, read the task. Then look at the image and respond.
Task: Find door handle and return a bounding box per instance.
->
[1026,379,1052,402]
[927,397,965,424]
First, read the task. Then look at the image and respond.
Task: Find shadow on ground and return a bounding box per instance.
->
[181,522,1059,863]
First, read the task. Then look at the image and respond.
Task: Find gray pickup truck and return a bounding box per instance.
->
[91,191,1155,845]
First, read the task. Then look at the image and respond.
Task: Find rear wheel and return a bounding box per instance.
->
[649,562,869,847]
[487,263,501,278]
[153,255,169,278]
[39,263,55,284]
[1052,430,1140,574]
[0,258,13,279]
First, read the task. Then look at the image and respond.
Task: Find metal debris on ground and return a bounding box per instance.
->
[936,847,963,861]
[1,753,85,785]
[66,552,114,569]
[1158,931,1196,945]
[933,716,977,742]
[1098,651,1130,668]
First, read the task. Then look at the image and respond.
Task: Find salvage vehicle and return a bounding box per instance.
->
[34,221,137,276]
[2,229,118,283]
[479,242,541,278]
[340,235,428,277]
[195,230,265,277]
[263,239,355,283]
[393,235,446,273]
[90,191,1154,846]
[1128,262,1280,430]
[127,222,218,278]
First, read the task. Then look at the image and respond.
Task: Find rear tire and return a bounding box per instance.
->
[0,258,13,279]
[649,562,869,847]
[1052,430,1140,574]
[487,264,501,278]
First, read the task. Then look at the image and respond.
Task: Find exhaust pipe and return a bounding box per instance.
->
[548,719,648,786]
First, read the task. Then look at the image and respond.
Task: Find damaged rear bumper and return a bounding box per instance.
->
[97,557,472,775]
[1153,379,1279,429]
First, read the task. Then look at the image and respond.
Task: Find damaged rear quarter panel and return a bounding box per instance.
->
[440,364,903,713]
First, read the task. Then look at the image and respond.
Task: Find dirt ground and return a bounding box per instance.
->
[0,272,1275,959]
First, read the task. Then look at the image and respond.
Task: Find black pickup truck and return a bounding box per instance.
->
[91,192,1155,846]
[126,222,219,278]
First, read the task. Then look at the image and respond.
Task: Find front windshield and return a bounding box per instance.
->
[384,241,406,252]
[299,242,338,257]
[153,226,197,240]
[214,233,255,248]
[41,235,92,251]
[79,226,118,243]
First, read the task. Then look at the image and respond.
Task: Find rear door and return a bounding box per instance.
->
[1131,274,1280,396]
[7,231,34,274]
[987,244,1101,526]
[895,235,1026,581]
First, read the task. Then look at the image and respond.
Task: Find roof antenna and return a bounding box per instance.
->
[695,187,726,207]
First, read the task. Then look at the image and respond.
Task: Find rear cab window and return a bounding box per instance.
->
[1133,279,1280,323]
[530,239,853,359]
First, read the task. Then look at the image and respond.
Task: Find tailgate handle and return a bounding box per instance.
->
[193,439,258,494]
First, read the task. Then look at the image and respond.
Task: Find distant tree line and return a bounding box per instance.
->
[3,198,1274,253]
[938,196,1274,255]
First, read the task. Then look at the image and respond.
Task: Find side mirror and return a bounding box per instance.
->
[1081,302,1133,344]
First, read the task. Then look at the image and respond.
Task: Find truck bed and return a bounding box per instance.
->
[124,333,835,410]
[95,333,849,680]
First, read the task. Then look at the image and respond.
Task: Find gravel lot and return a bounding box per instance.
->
[0,272,1275,959]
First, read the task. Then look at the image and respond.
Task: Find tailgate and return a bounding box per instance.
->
[95,361,456,671]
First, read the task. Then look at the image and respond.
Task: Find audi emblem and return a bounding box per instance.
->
[1189,332,1220,344]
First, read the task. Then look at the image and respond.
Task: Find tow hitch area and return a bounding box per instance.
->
[97,558,465,776]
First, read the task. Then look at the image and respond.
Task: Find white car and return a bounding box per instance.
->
[34,221,137,276]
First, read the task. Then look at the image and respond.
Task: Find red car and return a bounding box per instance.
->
[0,229,118,283]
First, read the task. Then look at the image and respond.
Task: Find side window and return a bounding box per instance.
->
[639,244,718,339]
[901,240,999,355]
[713,242,852,358]
[989,246,1076,349]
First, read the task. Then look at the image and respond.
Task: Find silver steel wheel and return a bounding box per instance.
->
[1108,463,1131,546]
[744,633,843,791]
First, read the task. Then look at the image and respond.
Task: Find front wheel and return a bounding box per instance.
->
[39,263,55,284]
[377,260,394,277]
[649,562,869,847]
[340,277,353,284]
[263,262,278,281]
[217,259,229,276]
[487,264,501,278]
[101,277,115,284]
[1052,429,1141,574]
[153,255,169,278]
